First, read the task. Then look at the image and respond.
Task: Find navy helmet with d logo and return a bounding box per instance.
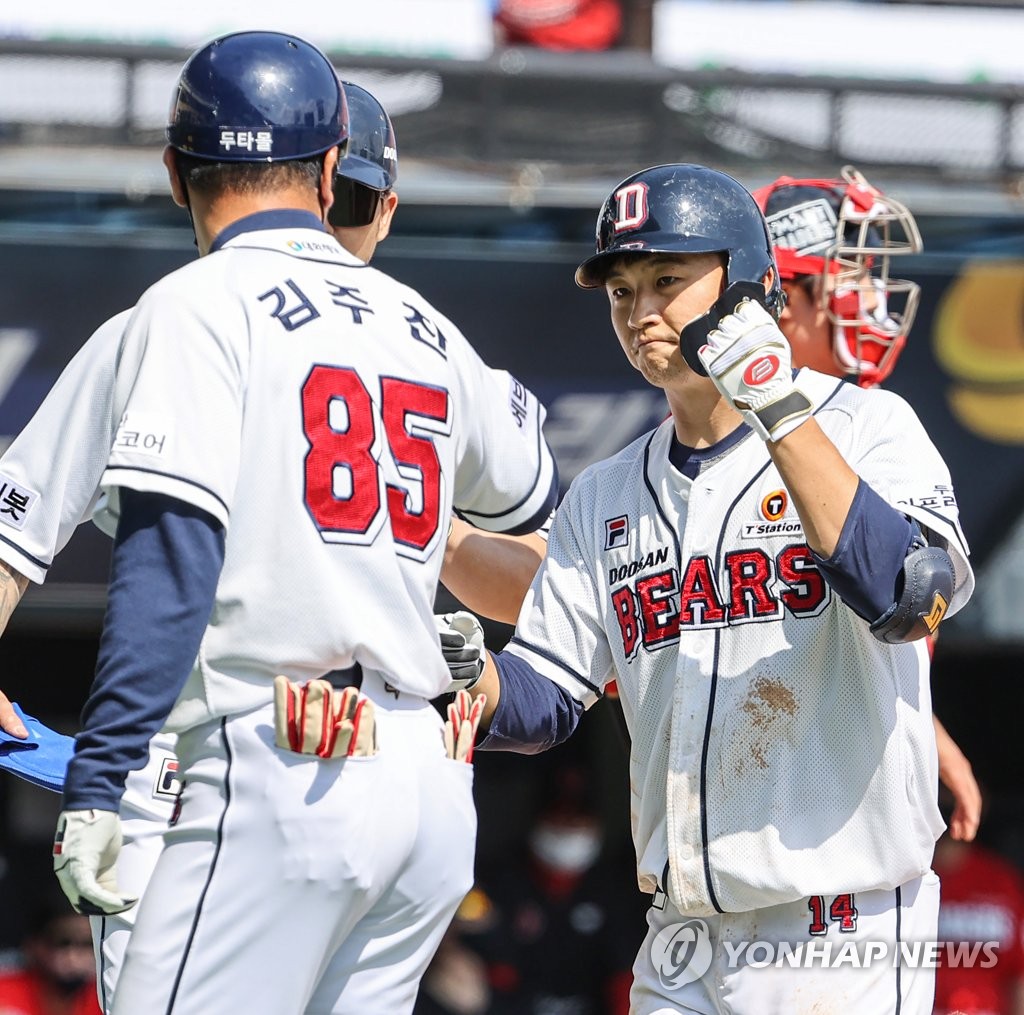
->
[575,164,782,319]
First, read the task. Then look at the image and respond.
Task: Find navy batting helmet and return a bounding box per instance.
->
[166,31,348,163]
[328,82,398,229]
[575,163,783,318]
[338,82,397,191]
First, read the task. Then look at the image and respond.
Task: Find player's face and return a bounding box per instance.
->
[328,186,398,264]
[29,914,96,991]
[605,252,725,390]
[780,269,886,380]
[778,275,837,376]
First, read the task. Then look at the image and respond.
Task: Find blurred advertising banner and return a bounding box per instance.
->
[0,233,1023,637]
[653,0,1024,85]
[0,1,494,59]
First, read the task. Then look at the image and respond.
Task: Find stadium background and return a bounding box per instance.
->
[0,0,1022,1003]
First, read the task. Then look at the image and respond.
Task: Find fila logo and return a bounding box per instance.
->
[605,515,630,550]
[612,182,649,233]
[743,354,780,386]
[761,490,788,521]
[154,756,181,800]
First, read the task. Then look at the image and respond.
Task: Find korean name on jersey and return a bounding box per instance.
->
[98,226,555,730]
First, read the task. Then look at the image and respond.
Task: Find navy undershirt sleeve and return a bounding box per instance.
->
[811,478,915,624]
[477,651,584,754]
[62,489,225,811]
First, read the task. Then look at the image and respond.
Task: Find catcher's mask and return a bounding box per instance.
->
[753,165,922,388]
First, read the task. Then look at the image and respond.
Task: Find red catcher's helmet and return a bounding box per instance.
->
[753,166,922,388]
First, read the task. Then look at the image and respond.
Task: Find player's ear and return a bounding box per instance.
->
[762,265,777,297]
[319,147,340,211]
[376,192,398,243]
[163,147,188,209]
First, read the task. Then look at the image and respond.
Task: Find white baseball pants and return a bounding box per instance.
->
[90,731,179,1014]
[631,871,940,1014]
[109,674,476,1015]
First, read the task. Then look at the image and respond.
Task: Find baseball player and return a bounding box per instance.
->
[0,76,547,1013]
[753,166,982,843]
[439,163,974,1013]
[2,33,551,1014]
[0,79,426,1013]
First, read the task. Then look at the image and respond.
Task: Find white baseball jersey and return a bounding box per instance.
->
[0,310,127,581]
[0,308,179,1012]
[99,223,555,729]
[507,369,972,916]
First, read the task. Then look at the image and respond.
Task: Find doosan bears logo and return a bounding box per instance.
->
[612,182,649,232]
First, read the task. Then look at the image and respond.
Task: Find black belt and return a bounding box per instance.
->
[324,663,363,690]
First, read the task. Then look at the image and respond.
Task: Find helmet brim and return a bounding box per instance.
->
[575,234,729,289]
[337,156,393,192]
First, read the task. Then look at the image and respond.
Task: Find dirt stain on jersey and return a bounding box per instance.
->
[739,675,798,771]
[793,988,849,1014]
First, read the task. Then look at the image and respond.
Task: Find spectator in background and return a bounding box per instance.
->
[933,788,1024,1015]
[414,887,496,1015]
[0,899,99,1015]
[494,0,622,51]
[475,765,643,1015]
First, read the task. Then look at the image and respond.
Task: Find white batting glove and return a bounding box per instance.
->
[273,677,378,759]
[436,611,486,694]
[443,689,487,763]
[697,300,813,442]
[53,809,137,916]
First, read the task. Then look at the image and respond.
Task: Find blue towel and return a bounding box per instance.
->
[0,703,74,793]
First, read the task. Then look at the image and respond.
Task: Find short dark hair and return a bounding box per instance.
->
[599,249,728,285]
[26,893,80,939]
[174,153,325,200]
[788,273,823,300]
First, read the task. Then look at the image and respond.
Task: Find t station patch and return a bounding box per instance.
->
[740,490,802,539]
[761,490,788,521]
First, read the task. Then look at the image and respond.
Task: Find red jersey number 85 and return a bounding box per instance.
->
[301,364,449,555]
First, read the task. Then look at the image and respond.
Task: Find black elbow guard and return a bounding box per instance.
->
[869,543,954,644]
